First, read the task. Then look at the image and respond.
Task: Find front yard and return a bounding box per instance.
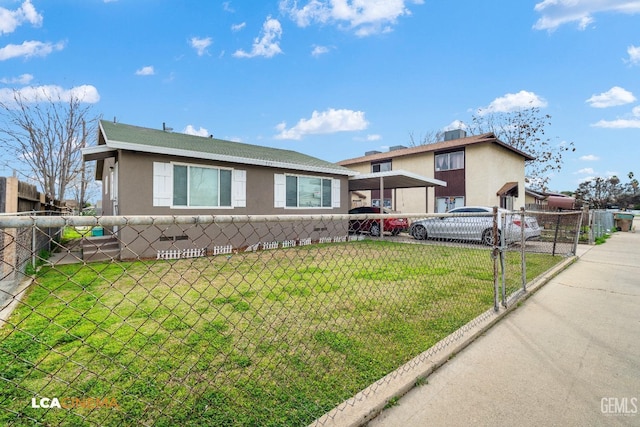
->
[0,240,561,426]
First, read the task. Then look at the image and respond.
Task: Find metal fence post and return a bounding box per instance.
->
[552,211,561,256]
[573,208,586,255]
[492,206,500,312]
[521,207,527,292]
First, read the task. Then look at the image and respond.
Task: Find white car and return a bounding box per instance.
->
[409,206,541,245]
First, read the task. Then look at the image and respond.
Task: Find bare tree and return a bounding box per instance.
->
[0,89,98,204]
[467,106,575,191]
[407,130,444,147]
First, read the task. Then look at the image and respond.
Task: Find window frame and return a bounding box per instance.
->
[435,151,464,172]
[281,173,337,209]
[171,162,233,209]
[152,161,247,210]
[371,160,392,173]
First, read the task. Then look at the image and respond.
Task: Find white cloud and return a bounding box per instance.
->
[311,45,330,57]
[280,0,424,37]
[0,84,100,105]
[233,17,283,58]
[576,167,595,174]
[190,37,213,56]
[533,0,640,31]
[0,73,33,84]
[0,40,65,61]
[586,86,636,108]
[580,154,600,161]
[183,125,210,137]
[0,0,42,35]
[590,102,640,127]
[366,134,381,141]
[135,66,155,76]
[591,118,640,128]
[231,22,246,32]
[478,90,547,115]
[443,120,467,131]
[274,108,369,140]
[222,2,235,13]
[627,45,640,64]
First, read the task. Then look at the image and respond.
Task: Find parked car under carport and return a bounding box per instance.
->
[348,206,408,236]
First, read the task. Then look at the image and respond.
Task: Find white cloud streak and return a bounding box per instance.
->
[275,108,369,140]
[231,22,246,32]
[280,0,424,37]
[478,90,548,115]
[190,37,213,56]
[0,40,65,61]
[586,86,636,108]
[627,45,640,65]
[533,0,640,31]
[591,118,640,128]
[233,17,283,58]
[0,85,100,105]
[135,66,155,76]
[311,45,330,57]
[0,73,33,84]
[183,125,210,137]
[580,154,600,161]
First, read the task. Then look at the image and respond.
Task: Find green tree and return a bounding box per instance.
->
[574,173,640,209]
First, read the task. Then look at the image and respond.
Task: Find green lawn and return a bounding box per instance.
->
[0,240,561,426]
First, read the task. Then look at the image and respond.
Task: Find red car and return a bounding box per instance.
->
[348,207,408,236]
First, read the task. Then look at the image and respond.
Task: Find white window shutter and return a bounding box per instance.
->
[274,174,286,208]
[332,178,341,208]
[232,169,247,207]
[153,162,173,207]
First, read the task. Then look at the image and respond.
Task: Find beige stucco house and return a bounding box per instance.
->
[338,130,535,213]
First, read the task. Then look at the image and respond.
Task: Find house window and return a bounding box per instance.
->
[152,162,246,208]
[371,160,392,173]
[173,164,232,207]
[286,175,332,208]
[435,151,464,171]
[436,196,464,213]
[274,173,340,208]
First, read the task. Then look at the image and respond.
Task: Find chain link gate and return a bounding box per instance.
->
[1,211,579,426]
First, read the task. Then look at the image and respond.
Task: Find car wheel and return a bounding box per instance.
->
[412,225,427,240]
[482,229,500,246]
[370,222,381,237]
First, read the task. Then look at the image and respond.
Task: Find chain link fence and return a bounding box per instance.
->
[587,210,615,244]
[1,209,582,426]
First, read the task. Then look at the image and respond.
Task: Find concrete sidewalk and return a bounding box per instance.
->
[368,232,640,426]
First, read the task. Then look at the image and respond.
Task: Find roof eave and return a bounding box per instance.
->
[103,139,357,176]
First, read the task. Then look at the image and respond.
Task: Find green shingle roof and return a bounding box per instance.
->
[99,120,355,176]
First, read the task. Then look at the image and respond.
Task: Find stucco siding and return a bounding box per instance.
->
[115,151,349,216]
[465,144,526,208]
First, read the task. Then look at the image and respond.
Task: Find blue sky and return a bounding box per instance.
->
[1,0,639,193]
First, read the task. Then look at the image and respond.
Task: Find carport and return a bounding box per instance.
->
[348,170,447,237]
